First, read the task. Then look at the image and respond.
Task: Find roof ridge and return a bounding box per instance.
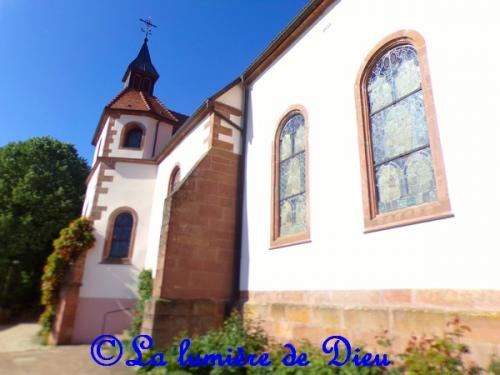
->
[150,95,178,122]
[139,91,151,110]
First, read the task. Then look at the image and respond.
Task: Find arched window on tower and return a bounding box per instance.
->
[355,30,451,232]
[103,209,137,262]
[271,109,310,248]
[168,166,181,194]
[122,125,144,149]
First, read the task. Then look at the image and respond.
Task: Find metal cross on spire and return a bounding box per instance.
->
[139,17,157,40]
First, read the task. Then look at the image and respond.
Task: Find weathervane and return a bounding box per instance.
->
[140,17,157,40]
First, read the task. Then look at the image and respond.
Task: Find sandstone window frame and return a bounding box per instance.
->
[101,207,138,264]
[355,30,452,232]
[120,122,145,150]
[168,165,181,194]
[270,105,311,249]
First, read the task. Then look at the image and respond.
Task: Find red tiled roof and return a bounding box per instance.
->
[106,88,180,123]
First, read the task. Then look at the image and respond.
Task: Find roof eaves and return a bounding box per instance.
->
[242,0,336,83]
[139,91,151,110]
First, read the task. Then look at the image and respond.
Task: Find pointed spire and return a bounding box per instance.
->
[122,38,159,95]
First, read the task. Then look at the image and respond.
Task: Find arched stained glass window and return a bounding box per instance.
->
[368,44,436,213]
[272,110,309,247]
[123,127,143,148]
[355,31,451,232]
[110,212,133,258]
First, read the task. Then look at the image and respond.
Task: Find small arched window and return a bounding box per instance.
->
[109,211,134,259]
[272,109,310,248]
[123,126,143,149]
[168,166,181,194]
[355,31,451,231]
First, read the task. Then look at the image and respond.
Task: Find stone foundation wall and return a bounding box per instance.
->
[143,121,242,346]
[143,298,228,347]
[241,290,500,367]
[49,255,87,345]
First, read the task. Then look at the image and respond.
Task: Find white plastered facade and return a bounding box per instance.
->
[240,0,500,292]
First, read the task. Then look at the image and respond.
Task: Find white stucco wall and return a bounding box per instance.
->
[154,122,174,158]
[144,114,212,274]
[81,163,100,218]
[92,118,110,165]
[218,84,243,111]
[80,161,158,299]
[241,0,500,292]
[108,114,171,160]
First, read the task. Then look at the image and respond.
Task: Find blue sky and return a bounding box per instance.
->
[0,0,308,163]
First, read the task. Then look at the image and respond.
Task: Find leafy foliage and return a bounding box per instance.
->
[381,317,483,375]
[134,311,384,375]
[131,313,499,375]
[0,137,88,308]
[249,341,386,375]
[488,355,500,375]
[137,310,268,375]
[38,217,95,342]
[130,269,153,337]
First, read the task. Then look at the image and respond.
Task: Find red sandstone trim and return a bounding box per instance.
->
[354,30,452,232]
[119,122,146,150]
[101,207,139,263]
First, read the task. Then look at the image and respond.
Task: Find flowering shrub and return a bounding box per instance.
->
[377,317,484,375]
[38,217,95,343]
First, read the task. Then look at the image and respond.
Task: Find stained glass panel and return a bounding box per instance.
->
[368,45,421,114]
[278,113,306,236]
[294,124,305,153]
[280,133,292,160]
[280,194,306,236]
[279,153,305,200]
[375,148,436,213]
[368,45,436,214]
[405,149,436,199]
[110,212,133,258]
[280,114,304,141]
[368,70,393,114]
[371,92,428,165]
[393,52,420,99]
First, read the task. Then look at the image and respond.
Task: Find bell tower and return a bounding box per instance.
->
[50,18,188,345]
[122,37,159,95]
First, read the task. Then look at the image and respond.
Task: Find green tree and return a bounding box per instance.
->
[0,137,89,309]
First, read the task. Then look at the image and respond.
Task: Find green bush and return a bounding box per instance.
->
[249,341,386,375]
[137,310,268,375]
[389,317,482,375]
[38,217,95,343]
[129,312,496,375]
[488,355,500,375]
[130,269,153,337]
[0,137,89,309]
[133,311,386,375]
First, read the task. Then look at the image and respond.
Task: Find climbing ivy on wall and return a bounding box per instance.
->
[129,269,153,337]
[38,217,95,343]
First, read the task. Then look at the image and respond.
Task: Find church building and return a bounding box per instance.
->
[52,0,499,364]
